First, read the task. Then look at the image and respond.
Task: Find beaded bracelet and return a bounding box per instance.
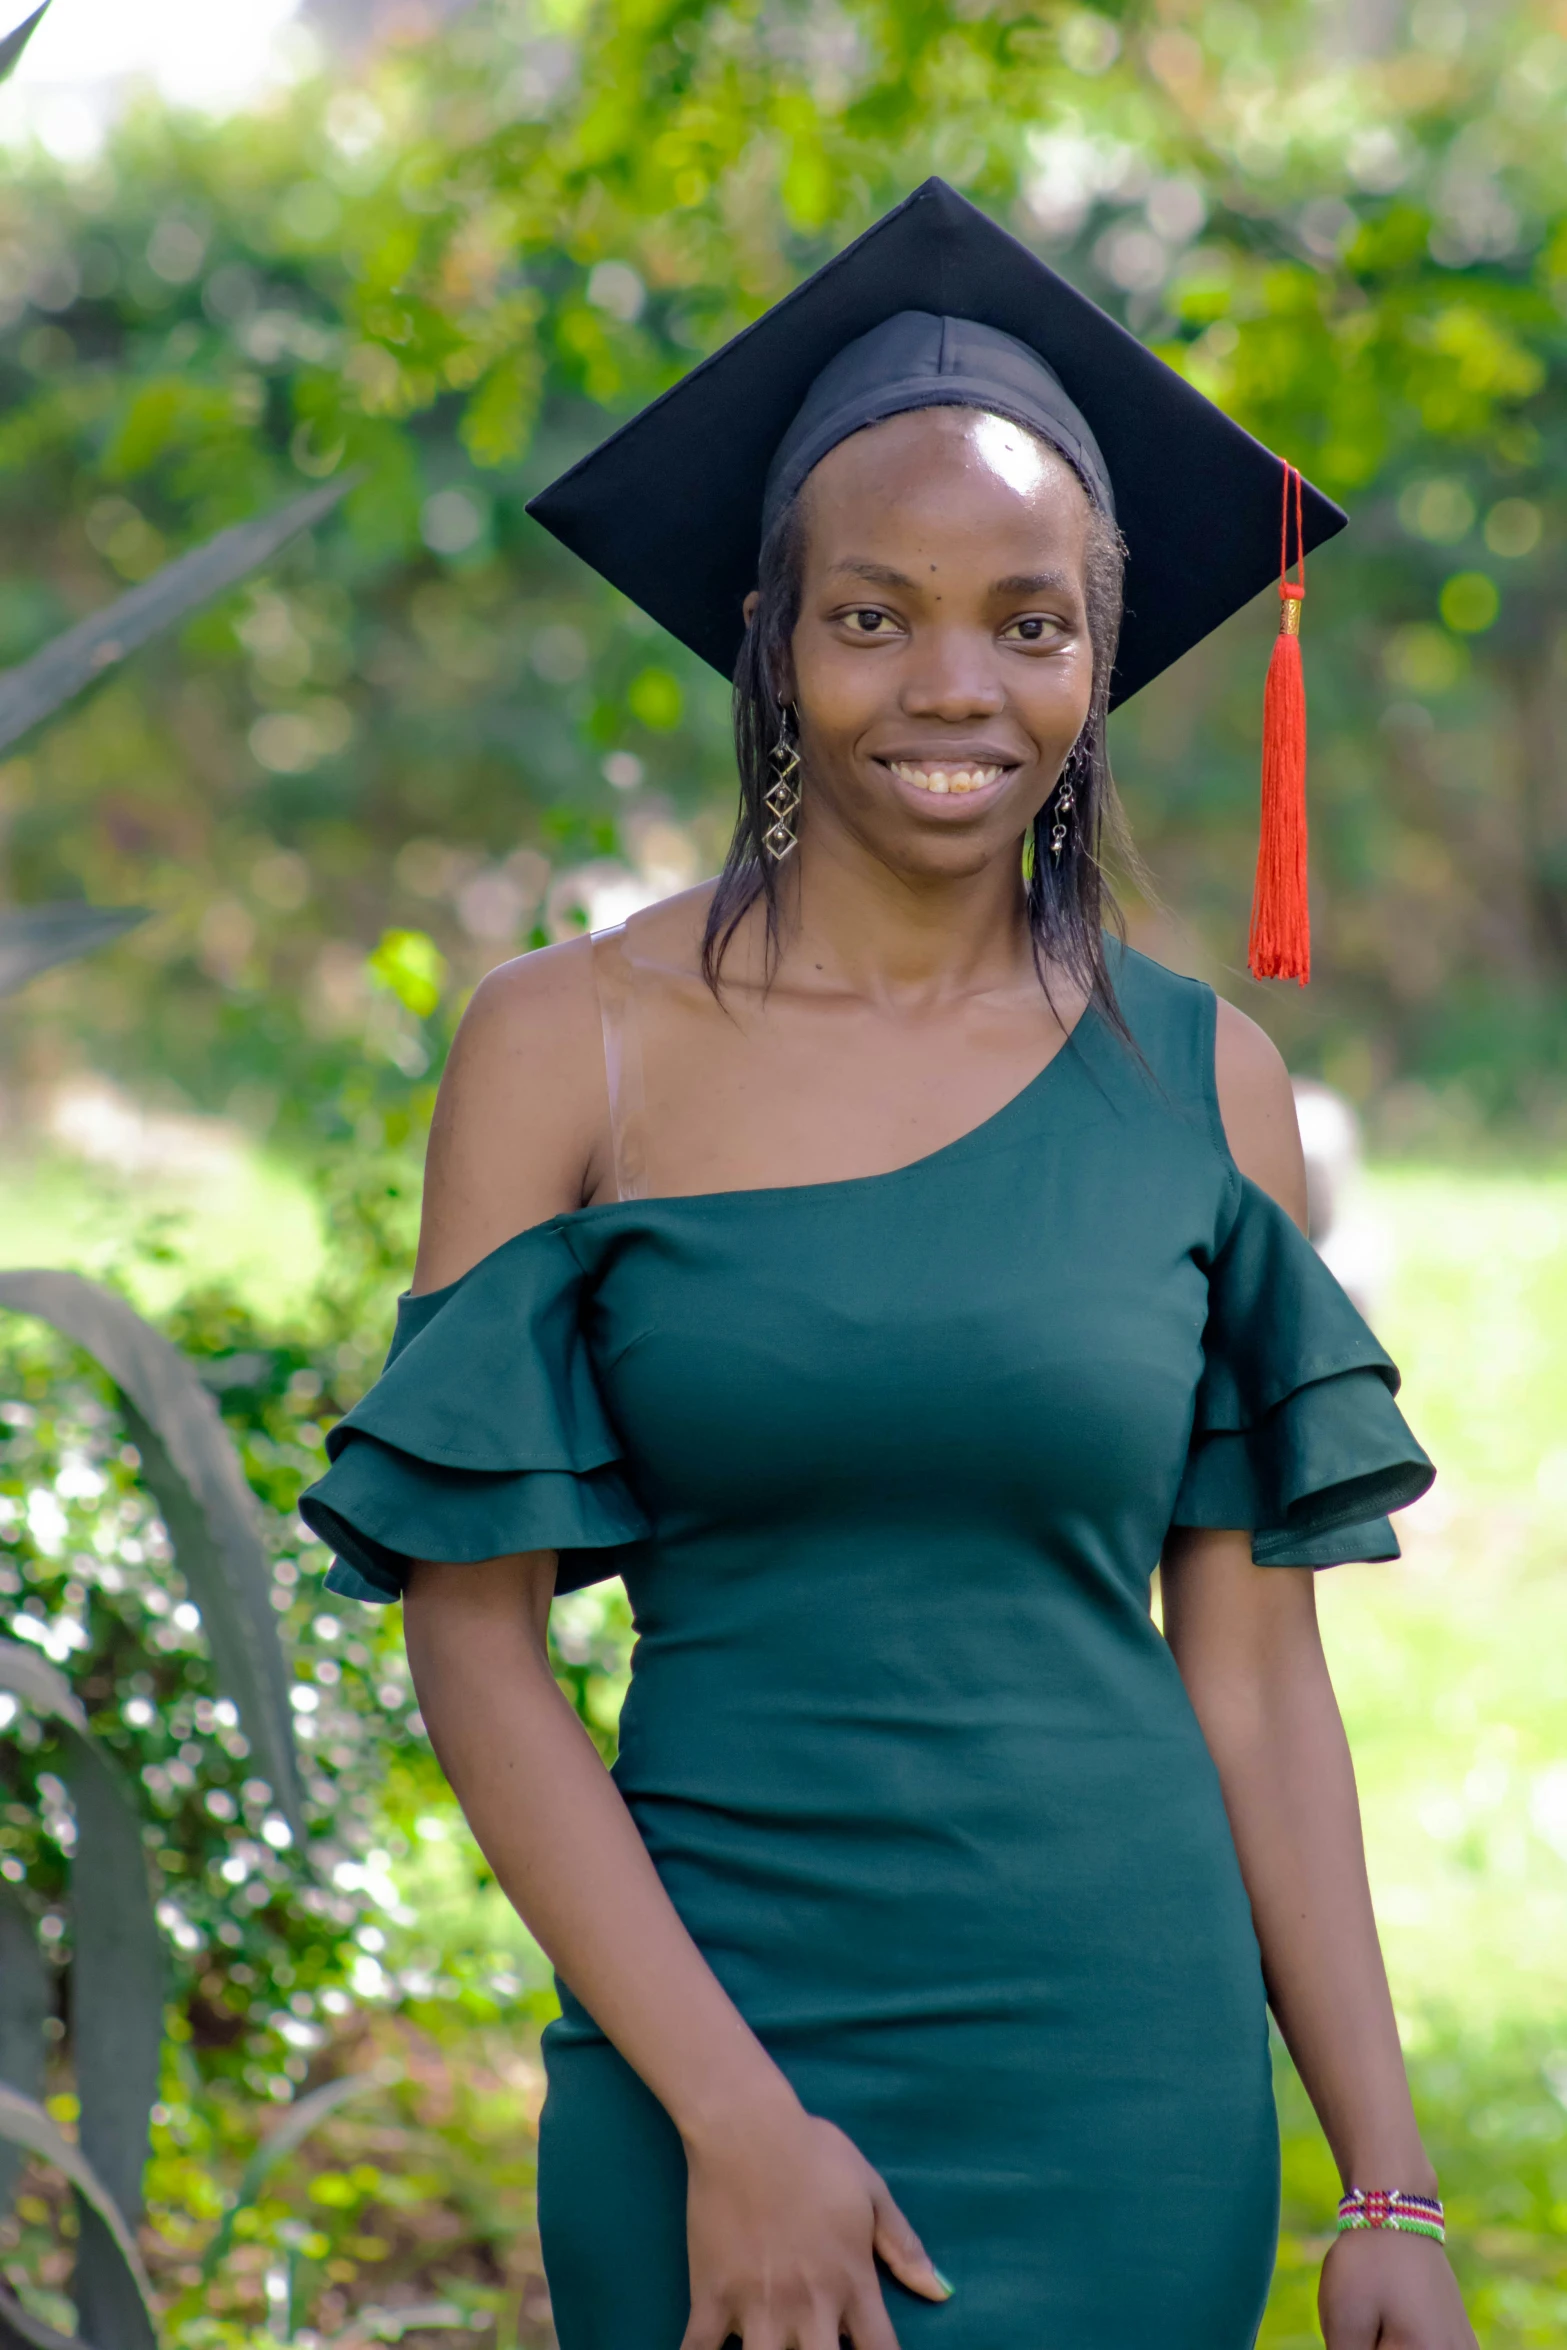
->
[1336,2188,1445,2245]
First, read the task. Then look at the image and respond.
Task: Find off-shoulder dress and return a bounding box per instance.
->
[301,943,1433,2350]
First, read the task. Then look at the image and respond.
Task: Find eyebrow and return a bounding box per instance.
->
[828,560,1077,599]
[831,561,919,589]
[990,570,1076,597]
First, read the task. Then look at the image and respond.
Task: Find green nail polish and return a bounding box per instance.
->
[932,2268,956,2298]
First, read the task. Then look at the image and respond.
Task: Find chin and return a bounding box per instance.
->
[881,823,1015,881]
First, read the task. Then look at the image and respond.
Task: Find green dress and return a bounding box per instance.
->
[302,946,1433,2349]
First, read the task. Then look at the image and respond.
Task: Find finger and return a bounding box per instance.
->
[870,2185,952,2305]
[796,2301,847,2350]
[842,2285,902,2350]
[677,2300,735,2350]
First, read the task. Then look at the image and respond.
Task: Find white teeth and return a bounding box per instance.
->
[890,762,1004,796]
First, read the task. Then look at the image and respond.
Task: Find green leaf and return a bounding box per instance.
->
[0,2087,158,2346]
[64,1743,161,2349]
[0,4,50,88]
[0,475,355,756]
[0,2276,84,2350]
[366,928,445,1018]
[1439,570,1500,635]
[0,1648,161,2350]
[199,2067,394,2284]
[0,907,148,1004]
[0,1272,304,1841]
[0,1888,49,2217]
[627,667,682,732]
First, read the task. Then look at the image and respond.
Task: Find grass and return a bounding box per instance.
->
[0,1137,325,1320]
[1262,1164,1567,2346]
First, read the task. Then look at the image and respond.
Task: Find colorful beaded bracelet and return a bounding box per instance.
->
[1336,2188,1445,2244]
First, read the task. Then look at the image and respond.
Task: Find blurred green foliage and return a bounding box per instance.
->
[3,0,1567,2338]
[0,0,1565,1150]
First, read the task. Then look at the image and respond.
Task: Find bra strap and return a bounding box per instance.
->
[590,923,649,1203]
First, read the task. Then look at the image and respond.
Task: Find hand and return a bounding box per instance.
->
[1320,2229,1478,2349]
[680,2093,951,2349]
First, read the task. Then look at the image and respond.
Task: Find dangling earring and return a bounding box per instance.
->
[1048,758,1078,863]
[763,701,802,863]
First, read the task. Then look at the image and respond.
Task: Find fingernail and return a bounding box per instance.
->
[932,2268,956,2299]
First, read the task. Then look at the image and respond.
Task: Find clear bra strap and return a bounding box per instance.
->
[590,923,649,1203]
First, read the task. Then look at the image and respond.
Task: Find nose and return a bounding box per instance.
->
[898,627,1006,723]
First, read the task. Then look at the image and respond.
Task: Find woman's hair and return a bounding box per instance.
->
[701,416,1141,1045]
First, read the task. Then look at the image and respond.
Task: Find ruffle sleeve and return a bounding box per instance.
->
[1171,1177,1434,1567]
[298,1221,649,1603]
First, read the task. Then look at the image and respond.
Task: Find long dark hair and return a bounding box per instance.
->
[701,421,1141,1045]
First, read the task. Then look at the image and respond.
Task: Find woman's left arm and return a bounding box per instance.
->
[1159,1002,1476,2350]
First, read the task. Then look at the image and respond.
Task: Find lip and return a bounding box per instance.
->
[874,752,1022,807]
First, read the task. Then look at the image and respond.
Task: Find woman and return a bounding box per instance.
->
[303,184,1475,2349]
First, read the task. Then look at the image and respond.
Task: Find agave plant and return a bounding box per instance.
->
[0,7,367,2308]
[0,1642,162,2350]
[0,468,352,1004]
[0,1272,314,2345]
[0,509,374,2343]
[0,4,49,85]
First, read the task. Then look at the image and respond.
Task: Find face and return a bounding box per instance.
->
[772,405,1097,881]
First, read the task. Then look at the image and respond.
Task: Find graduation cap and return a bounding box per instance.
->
[528,177,1345,983]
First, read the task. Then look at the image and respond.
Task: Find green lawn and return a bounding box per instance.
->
[1265,1166,1567,2346]
[0,1138,325,1320]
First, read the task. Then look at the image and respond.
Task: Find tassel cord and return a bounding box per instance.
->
[1248,465,1311,985]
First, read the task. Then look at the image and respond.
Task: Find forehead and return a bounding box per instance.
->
[798,406,1089,550]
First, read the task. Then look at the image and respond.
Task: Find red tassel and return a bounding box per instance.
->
[1248,464,1311,985]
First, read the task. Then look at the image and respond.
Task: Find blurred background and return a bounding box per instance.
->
[0,1,1563,2345]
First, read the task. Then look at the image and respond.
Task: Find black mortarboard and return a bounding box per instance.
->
[526,176,1346,711]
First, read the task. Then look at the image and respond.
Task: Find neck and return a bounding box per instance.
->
[770,799,1037,1007]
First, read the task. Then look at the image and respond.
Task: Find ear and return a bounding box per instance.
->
[742,588,761,627]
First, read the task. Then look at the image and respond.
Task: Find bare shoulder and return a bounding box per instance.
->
[1212,996,1308,1230]
[621,878,719,971]
[414,935,607,1293]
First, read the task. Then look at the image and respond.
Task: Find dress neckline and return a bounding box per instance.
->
[566,990,1103,1225]
[404,993,1108,1307]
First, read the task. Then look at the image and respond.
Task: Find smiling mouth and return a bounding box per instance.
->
[885,759,1011,796]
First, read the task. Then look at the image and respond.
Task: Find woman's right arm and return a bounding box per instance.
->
[399,947,949,2348]
[405,1553,945,2348]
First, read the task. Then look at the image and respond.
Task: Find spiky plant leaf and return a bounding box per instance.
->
[64,1743,161,2350]
[0,2275,82,2350]
[198,2067,394,2282]
[0,1647,161,2350]
[0,906,147,1003]
[0,475,354,755]
[0,1273,303,1838]
[0,4,50,87]
[0,1888,49,2216]
[0,2087,158,2347]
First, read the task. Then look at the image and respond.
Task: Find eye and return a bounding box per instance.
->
[1003,614,1061,644]
[845,608,893,634]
